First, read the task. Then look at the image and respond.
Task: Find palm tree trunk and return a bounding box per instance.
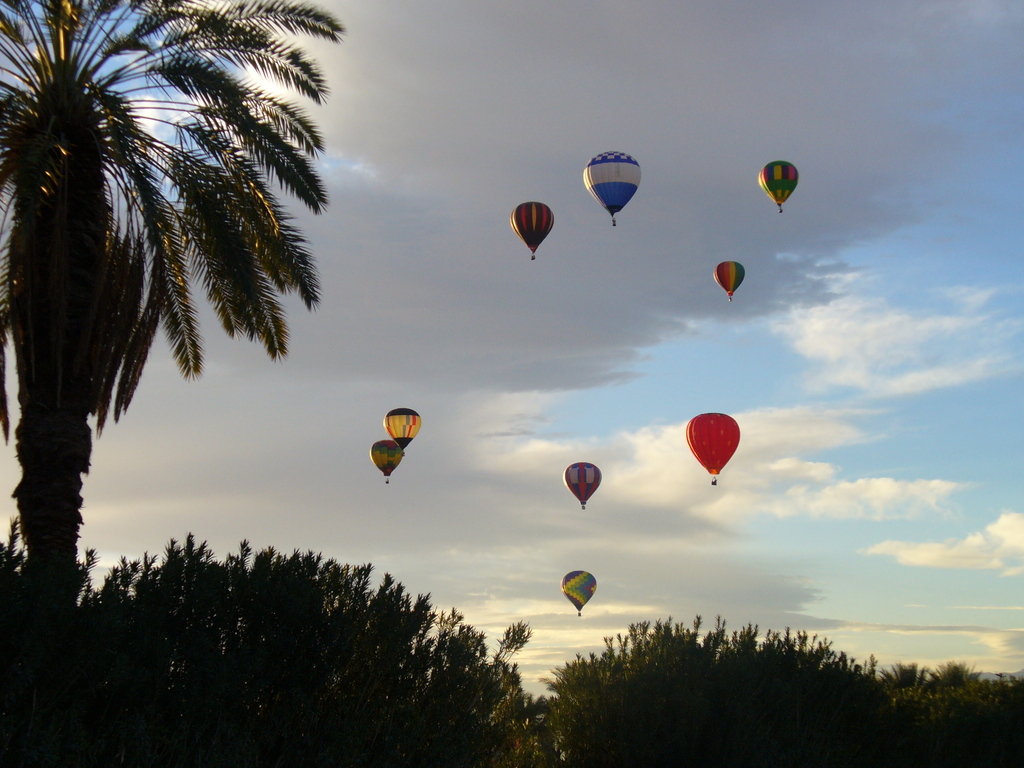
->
[9,114,105,566]
[14,399,91,562]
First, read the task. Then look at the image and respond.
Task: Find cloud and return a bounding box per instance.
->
[773,289,1019,397]
[866,511,1024,574]
[810,617,1024,672]
[765,478,963,520]
[457,400,965,524]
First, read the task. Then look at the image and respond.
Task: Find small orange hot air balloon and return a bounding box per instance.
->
[686,413,740,485]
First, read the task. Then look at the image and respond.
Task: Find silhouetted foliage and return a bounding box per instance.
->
[879,661,930,689]
[539,616,1024,768]
[5,525,1024,767]
[0,524,529,767]
[883,671,1024,767]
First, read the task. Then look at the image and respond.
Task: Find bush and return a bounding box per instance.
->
[0,524,529,768]
[544,616,884,768]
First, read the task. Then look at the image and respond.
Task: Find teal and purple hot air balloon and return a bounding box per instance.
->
[584,151,640,226]
[562,570,597,616]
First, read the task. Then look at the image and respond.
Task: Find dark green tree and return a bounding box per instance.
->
[879,661,930,689]
[925,660,979,689]
[544,616,885,768]
[0,526,532,767]
[0,0,343,564]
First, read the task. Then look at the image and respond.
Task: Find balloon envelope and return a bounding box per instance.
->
[714,261,745,300]
[686,413,740,484]
[510,202,554,259]
[564,462,602,509]
[562,570,597,615]
[370,439,403,483]
[384,408,421,449]
[759,161,798,211]
[584,151,640,225]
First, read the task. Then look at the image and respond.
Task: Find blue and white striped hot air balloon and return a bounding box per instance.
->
[583,151,640,226]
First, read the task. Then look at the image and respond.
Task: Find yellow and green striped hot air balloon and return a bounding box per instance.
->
[758,161,798,212]
[561,570,597,616]
[370,439,403,484]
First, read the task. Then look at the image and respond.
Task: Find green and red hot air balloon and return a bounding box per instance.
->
[714,261,745,301]
[759,161,798,212]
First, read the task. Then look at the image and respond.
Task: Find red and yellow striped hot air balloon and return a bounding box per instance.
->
[714,261,745,301]
[384,408,421,450]
[510,201,554,260]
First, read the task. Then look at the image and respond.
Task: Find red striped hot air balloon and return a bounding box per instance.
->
[714,261,745,301]
[686,413,740,485]
[510,202,554,260]
[564,462,601,509]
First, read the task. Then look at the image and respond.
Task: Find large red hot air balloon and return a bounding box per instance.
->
[510,202,554,260]
[686,413,740,485]
[564,462,601,509]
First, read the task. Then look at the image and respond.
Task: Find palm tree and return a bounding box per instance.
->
[0,0,343,565]
[926,661,979,689]
[878,662,929,689]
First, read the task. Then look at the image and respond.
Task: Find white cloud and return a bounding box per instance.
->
[766,478,962,520]
[814,618,1024,674]
[866,511,1024,574]
[773,291,1019,397]
[459,401,964,524]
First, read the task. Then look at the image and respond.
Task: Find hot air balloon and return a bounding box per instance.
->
[562,570,597,616]
[714,261,745,301]
[370,439,403,483]
[686,413,740,485]
[584,151,640,226]
[510,202,554,260]
[759,161,798,212]
[384,408,421,450]
[564,462,602,509]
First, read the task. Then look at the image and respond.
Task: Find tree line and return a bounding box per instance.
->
[2,526,1023,767]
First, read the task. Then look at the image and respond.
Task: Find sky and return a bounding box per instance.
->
[3,0,1024,694]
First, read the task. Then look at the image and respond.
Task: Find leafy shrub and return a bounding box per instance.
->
[0,524,529,768]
